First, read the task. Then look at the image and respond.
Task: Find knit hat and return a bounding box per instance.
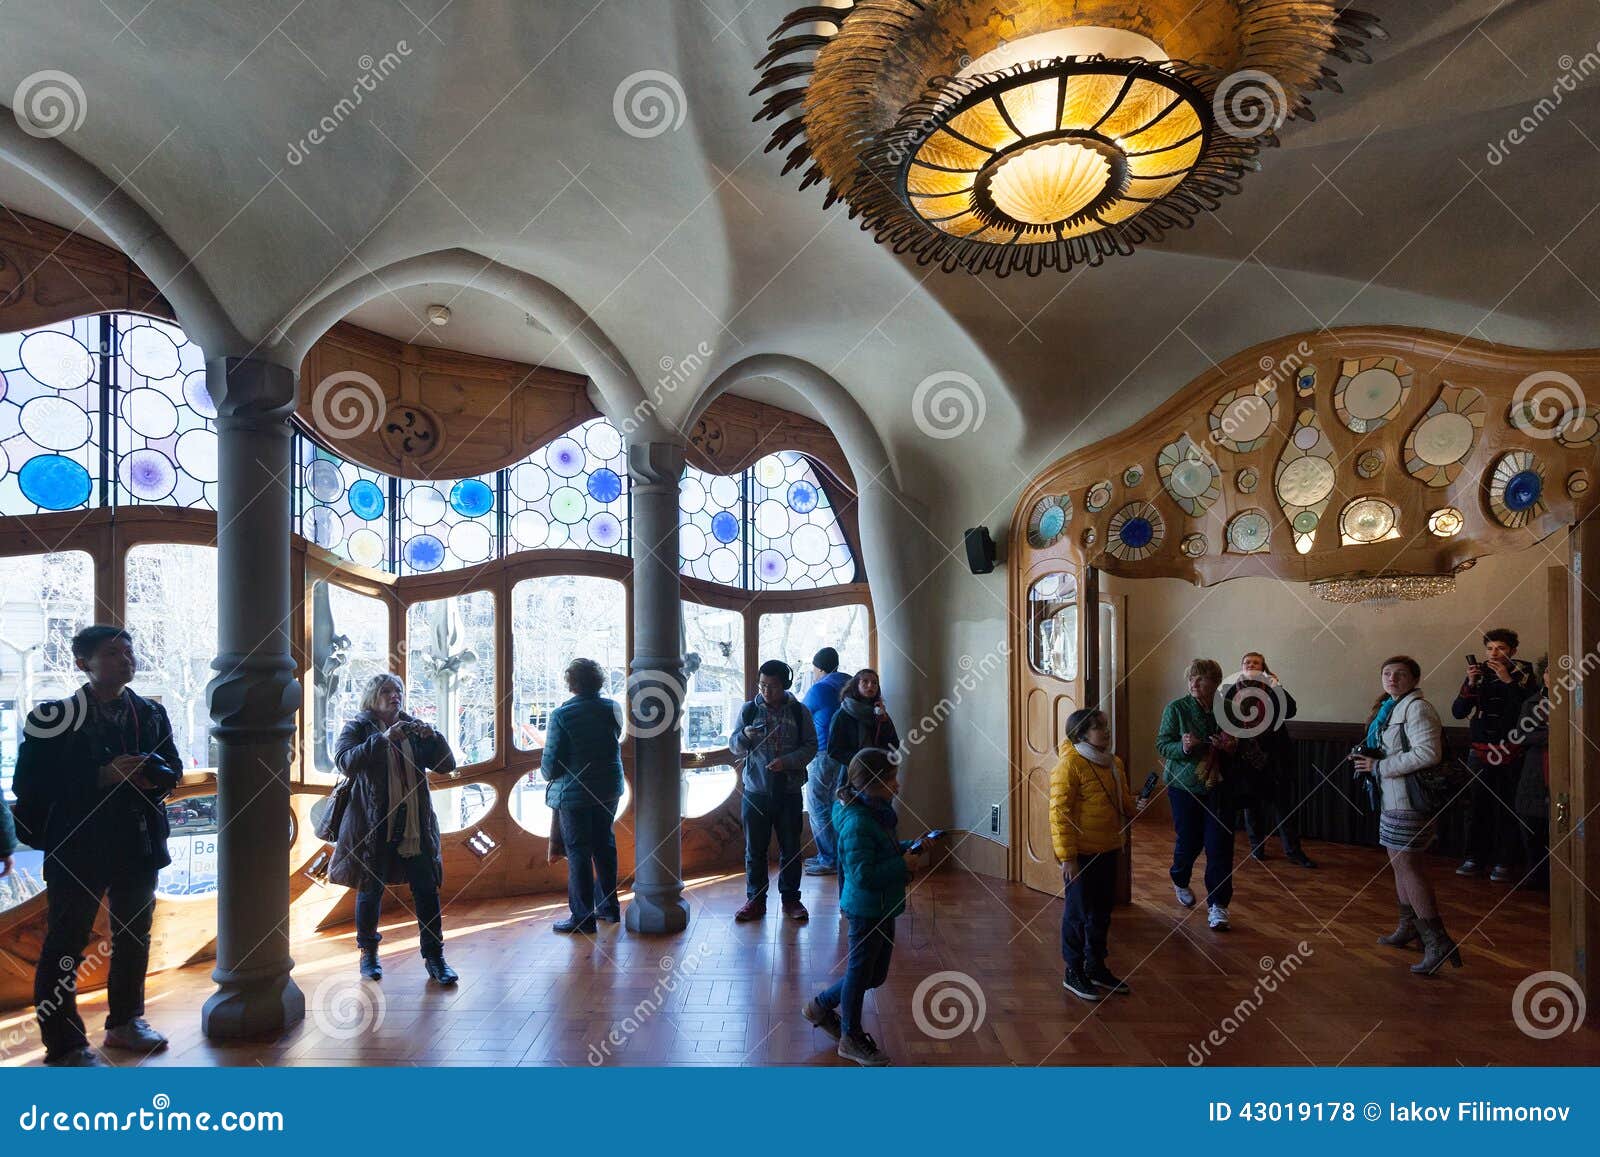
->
[813,647,840,673]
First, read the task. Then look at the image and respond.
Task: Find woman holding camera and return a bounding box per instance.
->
[1352,655,1462,976]
[331,673,460,985]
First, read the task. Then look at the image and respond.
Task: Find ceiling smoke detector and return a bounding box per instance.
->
[426,304,451,326]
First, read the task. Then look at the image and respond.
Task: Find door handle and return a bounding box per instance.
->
[1556,792,1570,833]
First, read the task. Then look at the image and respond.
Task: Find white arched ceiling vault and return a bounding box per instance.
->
[1,0,1598,838]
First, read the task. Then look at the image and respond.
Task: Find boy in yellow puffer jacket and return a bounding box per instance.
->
[1051,707,1144,1002]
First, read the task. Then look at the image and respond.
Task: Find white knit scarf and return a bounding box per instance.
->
[1074,740,1114,766]
[385,731,424,858]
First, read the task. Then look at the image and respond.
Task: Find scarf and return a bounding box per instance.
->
[384,724,424,858]
[1365,694,1401,751]
[1073,740,1113,766]
[841,694,889,747]
[854,791,899,833]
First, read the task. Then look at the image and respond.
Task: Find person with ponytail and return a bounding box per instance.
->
[1051,708,1145,1001]
[802,747,923,1066]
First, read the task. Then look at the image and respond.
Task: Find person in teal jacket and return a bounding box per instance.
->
[543,658,625,933]
[802,747,923,1066]
[1157,658,1240,931]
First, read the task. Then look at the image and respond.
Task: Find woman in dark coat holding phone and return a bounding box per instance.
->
[331,672,459,985]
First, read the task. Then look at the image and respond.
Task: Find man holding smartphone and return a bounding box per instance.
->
[12,625,184,1066]
[1452,627,1539,883]
[729,660,818,923]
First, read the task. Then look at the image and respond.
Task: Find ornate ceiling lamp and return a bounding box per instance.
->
[755,1,1382,275]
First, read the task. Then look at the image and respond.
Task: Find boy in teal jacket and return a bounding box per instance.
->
[802,747,922,1066]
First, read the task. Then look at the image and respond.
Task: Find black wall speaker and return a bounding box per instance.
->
[964,526,996,574]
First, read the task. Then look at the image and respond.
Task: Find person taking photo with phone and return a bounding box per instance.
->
[1452,628,1539,883]
[331,672,460,985]
[1052,708,1145,1002]
[12,625,184,1067]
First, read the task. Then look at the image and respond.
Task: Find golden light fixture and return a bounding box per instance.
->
[1311,574,1457,605]
[755,2,1382,275]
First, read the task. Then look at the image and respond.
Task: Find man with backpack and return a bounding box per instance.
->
[729,659,818,923]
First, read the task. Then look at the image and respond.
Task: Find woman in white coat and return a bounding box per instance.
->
[1352,655,1463,976]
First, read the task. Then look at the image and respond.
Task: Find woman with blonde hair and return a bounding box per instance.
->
[1156,658,1239,930]
[1353,655,1463,975]
[329,673,459,984]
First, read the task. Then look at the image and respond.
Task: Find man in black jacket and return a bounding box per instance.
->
[12,625,184,1067]
[1452,627,1539,883]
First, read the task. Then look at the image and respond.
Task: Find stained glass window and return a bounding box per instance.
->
[398,471,498,575]
[507,417,628,555]
[748,452,855,590]
[297,441,392,571]
[0,317,101,514]
[679,463,743,585]
[114,315,215,509]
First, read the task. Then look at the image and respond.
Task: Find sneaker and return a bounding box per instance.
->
[838,1031,891,1066]
[424,956,459,985]
[103,1018,168,1054]
[1490,865,1515,883]
[45,1046,108,1068]
[553,916,597,934]
[1208,904,1230,931]
[1087,965,1131,995]
[782,897,810,922]
[734,899,767,923]
[359,947,383,981]
[802,997,843,1040]
[1456,859,1485,877]
[1174,884,1196,908]
[803,860,837,876]
[1062,966,1101,1002]
[1286,851,1318,869]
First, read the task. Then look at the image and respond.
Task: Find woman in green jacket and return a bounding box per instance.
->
[802,747,922,1067]
[1157,658,1239,931]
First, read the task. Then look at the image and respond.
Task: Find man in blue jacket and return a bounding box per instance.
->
[12,625,184,1067]
[801,647,851,876]
[729,659,817,922]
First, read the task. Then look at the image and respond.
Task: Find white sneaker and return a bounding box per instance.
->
[1208,904,1230,931]
[104,1017,168,1054]
[1174,884,1196,908]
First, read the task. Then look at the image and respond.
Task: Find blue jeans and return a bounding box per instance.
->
[743,790,804,903]
[559,801,619,924]
[1169,787,1234,908]
[355,843,443,959]
[805,755,840,865]
[815,916,896,1036]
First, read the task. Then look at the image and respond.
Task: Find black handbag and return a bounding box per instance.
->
[314,777,351,843]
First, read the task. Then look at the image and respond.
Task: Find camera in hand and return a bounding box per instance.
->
[1351,745,1383,815]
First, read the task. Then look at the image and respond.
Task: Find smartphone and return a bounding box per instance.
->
[907,829,945,854]
[1138,771,1160,802]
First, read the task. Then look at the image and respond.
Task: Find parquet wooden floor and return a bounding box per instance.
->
[2,837,1592,1067]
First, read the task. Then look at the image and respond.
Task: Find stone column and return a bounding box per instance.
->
[201,357,306,1038]
[624,440,690,933]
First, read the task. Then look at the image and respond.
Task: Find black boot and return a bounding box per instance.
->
[359,947,383,981]
[424,955,459,985]
[1376,902,1421,949]
[1411,917,1463,975]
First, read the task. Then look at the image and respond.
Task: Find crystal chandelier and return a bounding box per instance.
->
[1311,574,1458,605]
[755,2,1382,275]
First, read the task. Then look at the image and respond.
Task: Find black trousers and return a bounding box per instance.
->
[1061,850,1119,969]
[354,843,443,959]
[743,790,804,903]
[558,802,619,924]
[1242,767,1304,856]
[1464,750,1522,867]
[35,862,158,1060]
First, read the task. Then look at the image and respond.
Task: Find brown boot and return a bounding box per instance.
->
[1410,916,1463,975]
[1377,902,1421,949]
